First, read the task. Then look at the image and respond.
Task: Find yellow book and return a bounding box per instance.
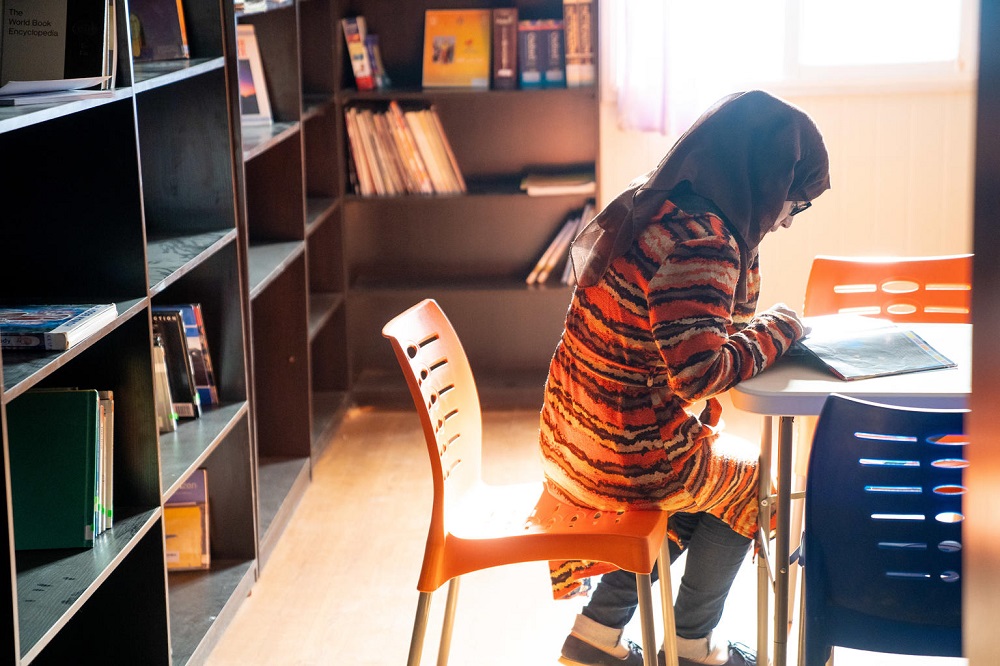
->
[164,469,210,571]
[422,9,492,89]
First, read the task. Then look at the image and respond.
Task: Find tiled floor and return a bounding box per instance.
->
[204,394,966,666]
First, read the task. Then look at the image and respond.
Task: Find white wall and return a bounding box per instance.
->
[598,88,976,312]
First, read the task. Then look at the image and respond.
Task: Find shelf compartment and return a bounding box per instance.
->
[256,455,310,569]
[132,57,226,92]
[0,89,133,133]
[147,229,239,294]
[15,509,162,663]
[166,417,257,665]
[247,241,306,298]
[159,401,251,497]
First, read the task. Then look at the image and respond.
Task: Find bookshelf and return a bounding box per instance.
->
[0,0,256,663]
[235,0,351,572]
[329,0,600,406]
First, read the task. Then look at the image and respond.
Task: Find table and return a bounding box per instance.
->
[730,323,971,666]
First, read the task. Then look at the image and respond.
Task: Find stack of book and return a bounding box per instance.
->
[526,200,595,286]
[344,101,466,197]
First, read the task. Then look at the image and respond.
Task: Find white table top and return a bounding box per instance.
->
[730,323,971,416]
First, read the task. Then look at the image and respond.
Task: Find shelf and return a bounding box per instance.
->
[311,390,350,457]
[15,509,161,662]
[147,229,240,293]
[132,57,227,92]
[246,241,307,298]
[167,559,257,666]
[240,121,299,160]
[0,88,134,133]
[159,401,251,498]
[256,455,311,567]
[308,293,343,340]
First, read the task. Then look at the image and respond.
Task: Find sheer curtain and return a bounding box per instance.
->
[613,0,785,136]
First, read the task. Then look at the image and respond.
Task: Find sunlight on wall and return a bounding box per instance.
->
[598,89,976,312]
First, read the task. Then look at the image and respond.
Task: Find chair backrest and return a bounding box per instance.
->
[803,393,966,662]
[382,299,485,580]
[803,254,972,323]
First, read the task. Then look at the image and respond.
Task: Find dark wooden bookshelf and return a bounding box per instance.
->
[0,0,256,663]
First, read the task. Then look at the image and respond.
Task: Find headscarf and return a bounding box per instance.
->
[571,90,831,297]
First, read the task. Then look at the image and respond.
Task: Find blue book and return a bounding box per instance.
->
[0,303,116,350]
[517,21,546,89]
[154,304,219,407]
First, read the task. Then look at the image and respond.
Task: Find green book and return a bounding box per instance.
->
[7,388,100,549]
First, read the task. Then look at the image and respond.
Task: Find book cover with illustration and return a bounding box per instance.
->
[0,303,116,350]
[422,9,491,88]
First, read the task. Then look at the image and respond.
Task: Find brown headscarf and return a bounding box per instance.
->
[571,90,831,297]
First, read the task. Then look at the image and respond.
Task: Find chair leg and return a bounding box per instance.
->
[636,573,658,666]
[436,577,461,666]
[658,538,679,666]
[407,591,433,666]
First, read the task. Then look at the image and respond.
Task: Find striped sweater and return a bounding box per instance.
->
[540,198,803,597]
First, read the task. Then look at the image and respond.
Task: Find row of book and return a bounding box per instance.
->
[152,304,220,434]
[344,101,467,197]
[7,387,115,550]
[341,2,595,92]
[526,200,595,286]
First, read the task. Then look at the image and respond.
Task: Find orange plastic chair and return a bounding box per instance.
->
[383,299,678,666]
[803,254,972,323]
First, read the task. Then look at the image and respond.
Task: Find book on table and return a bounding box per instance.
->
[0,303,116,350]
[6,388,102,549]
[791,314,956,381]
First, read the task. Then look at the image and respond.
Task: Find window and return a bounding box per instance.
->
[610,0,979,135]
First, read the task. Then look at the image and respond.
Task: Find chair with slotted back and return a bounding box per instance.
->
[801,394,966,665]
[382,298,678,666]
[803,254,972,323]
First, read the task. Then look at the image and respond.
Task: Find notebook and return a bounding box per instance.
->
[790,314,956,381]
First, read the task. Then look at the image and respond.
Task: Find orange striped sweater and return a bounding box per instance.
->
[540,198,803,597]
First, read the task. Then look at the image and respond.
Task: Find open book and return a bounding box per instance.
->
[791,314,956,381]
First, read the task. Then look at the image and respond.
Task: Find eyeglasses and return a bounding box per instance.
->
[790,201,812,216]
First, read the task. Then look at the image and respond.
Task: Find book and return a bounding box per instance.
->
[7,388,101,549]
[562,199,595,285]
[491,8,518,90]
[129,0,189,61]
[151,309,201,419]
[98,390,114,531]
[0,0,110,87]
[364,33,389,90]
[563,0,595,87]
[541,20,566,88]
[520,170,596,196]
[422,9,492,89]
[792,314,957,381]
[517,20,546,89]
[152,333,178,433]
[164,468,210,571]
[0,303,116,350]
[154,304,219,407]
[527,213,579,285]
[341,16,375,91]
[236,23,272,125]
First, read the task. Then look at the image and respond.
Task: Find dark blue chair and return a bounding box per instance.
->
[802,394,966,665]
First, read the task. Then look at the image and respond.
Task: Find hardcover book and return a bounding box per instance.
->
[164,468,210,571]
[0,0,109,86]
[563,0,595,87]
[491,8,518,90]
[128,0,189,61]
[341,16,375,91]
[236,23,272,125]
[7,388,101,549]
[151,309,202,419]
[517,20,546,89]
[541,19,566,88]
[422,9,492,89]
[792,314,957,381]
[0,303,116,350]
[154,304,219,407]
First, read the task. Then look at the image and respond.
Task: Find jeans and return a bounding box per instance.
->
[581,512,752,639]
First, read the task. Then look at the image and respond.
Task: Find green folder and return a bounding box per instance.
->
[7,388,100,549]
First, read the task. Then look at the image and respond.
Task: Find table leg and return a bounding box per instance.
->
[773,416,794,666]
[757,416,772,666]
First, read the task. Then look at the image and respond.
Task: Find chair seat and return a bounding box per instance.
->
[422,480,669,592]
